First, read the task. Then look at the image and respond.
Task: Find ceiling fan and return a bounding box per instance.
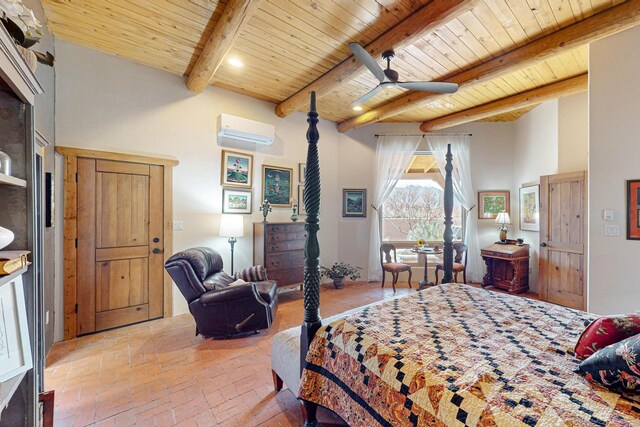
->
[349,42,458,106]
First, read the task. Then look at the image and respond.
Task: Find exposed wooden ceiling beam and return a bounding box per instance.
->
[274,0,480,118]
[338,0,640,133]
[419,74,588,132]
[186,0,263,93]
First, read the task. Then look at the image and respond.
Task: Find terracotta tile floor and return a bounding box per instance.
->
[45,282,539,427]
[45,281,414,427]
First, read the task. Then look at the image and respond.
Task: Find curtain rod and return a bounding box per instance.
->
[374,132,472,137]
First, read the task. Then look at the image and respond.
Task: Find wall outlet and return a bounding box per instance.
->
[45,310,50,325]
[173,221,184,231]
[604,224,620,236]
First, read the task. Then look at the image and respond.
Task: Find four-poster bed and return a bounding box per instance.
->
[296,94,638,426]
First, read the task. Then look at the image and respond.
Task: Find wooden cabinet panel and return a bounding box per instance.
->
[481,243,530,293]
[254,222,305,288]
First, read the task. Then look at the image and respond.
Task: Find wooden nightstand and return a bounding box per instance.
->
[481,242,530,293]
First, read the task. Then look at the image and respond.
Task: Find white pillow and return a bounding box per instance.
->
[228,279,247,287]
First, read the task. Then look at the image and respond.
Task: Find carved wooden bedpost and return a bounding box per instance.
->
[442,144,454,284]
[300,91,321,427]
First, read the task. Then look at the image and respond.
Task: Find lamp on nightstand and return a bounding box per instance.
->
[495,211,511,243]
[219,214,244,274]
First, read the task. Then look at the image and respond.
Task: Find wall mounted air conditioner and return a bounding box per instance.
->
[217,113,275,145]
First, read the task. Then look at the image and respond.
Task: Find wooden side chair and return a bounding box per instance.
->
[380,243,412,292]
[435,242,468,285]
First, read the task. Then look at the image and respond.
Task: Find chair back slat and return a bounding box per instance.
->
[453,243,468,264]
[380,243,397,264]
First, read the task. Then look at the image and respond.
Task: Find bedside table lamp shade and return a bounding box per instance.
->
[495,211,511,242]
[219,214,244,274]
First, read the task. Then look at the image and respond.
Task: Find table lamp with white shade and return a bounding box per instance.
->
[495,211,511,243]
[219,214,244,274]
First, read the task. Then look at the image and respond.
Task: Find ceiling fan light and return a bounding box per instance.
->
[353,105,363,111]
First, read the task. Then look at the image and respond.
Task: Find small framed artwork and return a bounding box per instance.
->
[45,172,54,227]
[626,179,640,240]
[478,190,510,219]
[0,275,33,383]
[299,163,306,184]
[343,189,367,218]
[262,164,293,207]
[222,188,252,214]
[221,150,253,188]
[519,184,540,231]
[298,185,306,214]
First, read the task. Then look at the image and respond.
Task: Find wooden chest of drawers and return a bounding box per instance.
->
[481,243,530,293]
[253,222,306,288]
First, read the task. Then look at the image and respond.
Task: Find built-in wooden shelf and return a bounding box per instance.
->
[0,173,26,188]
[0,267,28,420]
[0,372,26,418]
[0,266,28,288]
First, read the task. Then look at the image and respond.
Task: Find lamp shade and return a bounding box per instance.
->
[495,211,511,226]
[219,214,244,238]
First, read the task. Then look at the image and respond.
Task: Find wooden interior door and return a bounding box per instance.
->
[539,171,587,310]
[76,159,164,335]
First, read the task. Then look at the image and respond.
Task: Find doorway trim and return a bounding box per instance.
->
[57,146,179,340]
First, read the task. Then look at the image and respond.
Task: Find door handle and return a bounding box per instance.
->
[540,242,547,248]
[153,248,163,254]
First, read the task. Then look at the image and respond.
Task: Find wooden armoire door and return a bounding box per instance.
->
[76,158,164,335]
[539,171,587,310]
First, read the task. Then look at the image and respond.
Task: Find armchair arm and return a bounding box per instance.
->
[199,283,258,305]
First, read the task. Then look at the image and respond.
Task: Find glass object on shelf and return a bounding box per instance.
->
[0,150,11,176]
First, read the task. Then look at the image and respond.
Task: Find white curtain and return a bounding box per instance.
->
[367,135,422,281]
[427,135,484,283]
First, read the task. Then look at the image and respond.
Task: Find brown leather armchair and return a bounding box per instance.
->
[165,247,278,338]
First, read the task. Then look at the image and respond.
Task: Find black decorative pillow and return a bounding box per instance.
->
[576,332,640,393]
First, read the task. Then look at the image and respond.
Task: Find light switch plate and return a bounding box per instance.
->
[173,221,184,231]
[604,224,620,236]
[603,209,614,221]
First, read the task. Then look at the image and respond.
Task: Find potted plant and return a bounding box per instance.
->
[320,262,362,289]
[0,0,43,48]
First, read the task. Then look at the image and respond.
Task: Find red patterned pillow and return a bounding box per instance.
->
[575,314,640,360]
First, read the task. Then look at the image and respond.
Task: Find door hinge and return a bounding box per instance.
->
[75,238,78,248]
[75,173,78,182]
[75,304,78,314]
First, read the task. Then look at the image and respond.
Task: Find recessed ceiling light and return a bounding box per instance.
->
[353,105,363,111]
[227,58,244,68]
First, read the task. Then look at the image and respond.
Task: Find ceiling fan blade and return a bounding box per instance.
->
[396,81,458,93]
[352,85,384,106]
[349,43,386,83]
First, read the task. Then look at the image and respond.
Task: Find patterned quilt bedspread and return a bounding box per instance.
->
[299,284,640,426]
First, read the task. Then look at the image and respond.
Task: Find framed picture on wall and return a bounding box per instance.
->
[221,150,253,188]
[222,188,252,214]
[343,189,367,218]
[477,190,510,219]
[0,275,33,383]
[262,164,293,207]
[519,184,540,231]
[298,185,306,214]
[626,179,640,240]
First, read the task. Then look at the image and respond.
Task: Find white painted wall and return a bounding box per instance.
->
[558,92,589,173]
[53,41,340,336]
[589,26,640,314]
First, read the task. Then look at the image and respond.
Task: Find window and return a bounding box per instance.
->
[381,155,464,243]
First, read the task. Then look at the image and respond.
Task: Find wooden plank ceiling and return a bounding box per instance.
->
[41,0,627,128]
